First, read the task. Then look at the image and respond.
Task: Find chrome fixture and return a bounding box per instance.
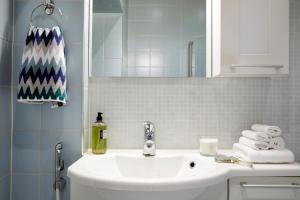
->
[240,182,300,188]
[143,121,156,156]
[188,41,194,77]
[30,0,63,26]
[54,142,66,194]
[230,64,284,69]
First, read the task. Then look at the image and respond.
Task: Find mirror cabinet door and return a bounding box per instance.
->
[212,0,289,77]
[89,0,208,77]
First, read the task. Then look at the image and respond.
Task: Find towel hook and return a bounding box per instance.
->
[45,0,55,15]
[30,0,63,26]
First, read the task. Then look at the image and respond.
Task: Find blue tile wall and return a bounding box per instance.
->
[13,131,40,173]
[0,0,12,198]
[12,0,84,199]
[40,130,82,173]
[0,0,13,42]
[0,175,10,200]
[12,175,39,200]
[41,87,83,131]
[0,40,12,86]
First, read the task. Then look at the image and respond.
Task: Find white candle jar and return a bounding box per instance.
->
[199,136,218,156]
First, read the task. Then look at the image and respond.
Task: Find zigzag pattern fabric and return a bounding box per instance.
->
[17,25,67,106]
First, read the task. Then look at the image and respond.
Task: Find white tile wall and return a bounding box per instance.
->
[89,78,270,149]
[127,0,206,77]
[92,14,123,76]
[88,0,300,161]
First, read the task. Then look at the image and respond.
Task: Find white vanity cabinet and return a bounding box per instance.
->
[211,0,289,77]
[229,177,300,200]
[195,181,227,200]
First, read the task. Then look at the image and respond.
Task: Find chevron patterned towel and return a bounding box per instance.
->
[17,25,67,107]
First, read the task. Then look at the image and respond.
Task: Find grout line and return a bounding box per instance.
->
[38,85,43,200]
[0,36,13,43]
[11,85,83,89]
[0,85,12,88]
[13,128,82,132]
[11,172,54,176]
[13,41,83,46]
[10,0,16,198]
[0,173,11,180]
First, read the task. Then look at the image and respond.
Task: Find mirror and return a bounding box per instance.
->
[89,0,209,77]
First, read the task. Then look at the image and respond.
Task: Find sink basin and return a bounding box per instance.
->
[68,150,228,200]
[115,155,200,179]
[116,155,186,179]
[86,155,216,180]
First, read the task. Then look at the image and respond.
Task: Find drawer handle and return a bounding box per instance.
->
[240,182,300,188]
[230,64,283,69]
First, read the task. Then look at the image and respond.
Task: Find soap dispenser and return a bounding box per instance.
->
[92,112,107,154]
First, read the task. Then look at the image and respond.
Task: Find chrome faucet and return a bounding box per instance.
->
[143,121,156,156]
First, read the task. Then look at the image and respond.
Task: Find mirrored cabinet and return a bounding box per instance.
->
[88,0,289,78]
[89,0,208,77]
[212,0,289,77]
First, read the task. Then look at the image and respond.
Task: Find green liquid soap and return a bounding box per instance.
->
[92,113,108,154]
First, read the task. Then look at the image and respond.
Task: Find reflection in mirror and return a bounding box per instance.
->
[90,0,207,77]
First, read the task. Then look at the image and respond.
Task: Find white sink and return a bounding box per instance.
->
[68,150,228,200]
[115,155,200,179]
[86,155,217,180]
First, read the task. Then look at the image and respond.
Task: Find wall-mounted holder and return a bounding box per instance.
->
[53,142,66,197]
[45,0,55,15]
[30,0,63,25]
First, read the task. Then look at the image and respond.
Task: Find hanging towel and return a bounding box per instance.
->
[269,137,285,150]
[251,124,282,137]
[17,25,67,107]
[233,143,295,163]
[241,130,272,142]
[239,137,270,150]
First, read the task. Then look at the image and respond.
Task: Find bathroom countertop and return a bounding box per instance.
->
[68,149,300,191]
[85,149,300,177]
[216,149,300,177]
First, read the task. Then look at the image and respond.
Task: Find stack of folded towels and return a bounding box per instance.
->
[233,124,295,163]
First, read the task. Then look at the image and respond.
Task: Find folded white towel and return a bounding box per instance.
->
[239,137,269,150]
[251,124,282,137]
[242,130,272,142]
[269,137,285,150]
[233,143,295,163]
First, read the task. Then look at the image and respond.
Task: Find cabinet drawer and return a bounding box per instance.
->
[229,177,300,200]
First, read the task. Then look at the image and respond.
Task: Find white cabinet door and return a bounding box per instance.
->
[212,0,289,77]
[229,177,300,200]
[194,181,227,200]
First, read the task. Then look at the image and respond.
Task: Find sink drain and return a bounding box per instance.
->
[189,161,196,168]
